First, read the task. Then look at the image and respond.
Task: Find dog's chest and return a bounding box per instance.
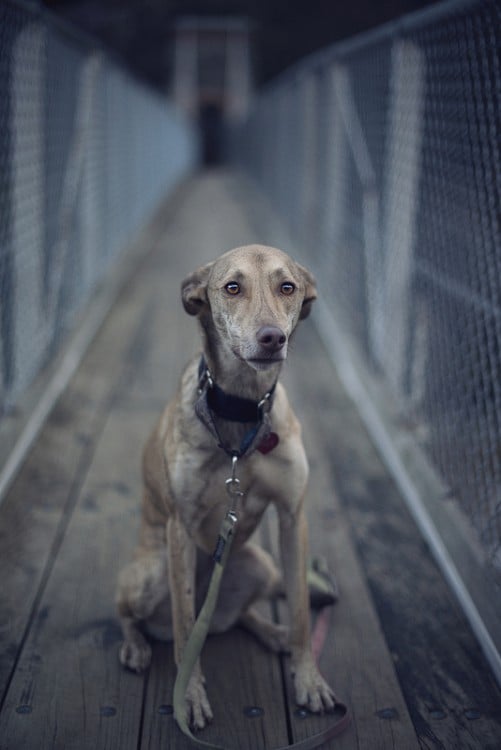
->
[172,453,270,549]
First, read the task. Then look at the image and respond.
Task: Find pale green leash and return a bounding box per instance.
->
[173,509,238,750]
[172,456,350,749]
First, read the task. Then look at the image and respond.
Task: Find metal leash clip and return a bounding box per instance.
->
[198,366,214,395]
[225,454,244,509]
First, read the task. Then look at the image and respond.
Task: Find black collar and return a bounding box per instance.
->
[197,357,276,423]
[195,356,277,458]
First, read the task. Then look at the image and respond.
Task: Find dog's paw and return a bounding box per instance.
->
[185,674,214,731]
[292,657,336,713]
[119,636,152,673]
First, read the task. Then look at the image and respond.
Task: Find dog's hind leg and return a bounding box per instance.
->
[239,606,289,653]
[205,543,289,651]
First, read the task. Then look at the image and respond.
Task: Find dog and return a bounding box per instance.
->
[116,244,336,730]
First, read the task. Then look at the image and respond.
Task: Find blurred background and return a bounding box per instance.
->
[40,0,442,166]
[44,0,440,90]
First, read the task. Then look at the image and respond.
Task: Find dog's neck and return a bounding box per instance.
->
[201,344,282,403]
[195,322,282,456]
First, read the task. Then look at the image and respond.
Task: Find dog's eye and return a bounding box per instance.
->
[280,282,296,296]
[225,282,241,295]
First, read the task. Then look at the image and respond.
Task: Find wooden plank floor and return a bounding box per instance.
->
[1,170,500,750]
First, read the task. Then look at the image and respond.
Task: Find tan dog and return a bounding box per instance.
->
[116,244,336,730]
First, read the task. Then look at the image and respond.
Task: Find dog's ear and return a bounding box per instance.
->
[181,262,213,316]
[297,263,317,320]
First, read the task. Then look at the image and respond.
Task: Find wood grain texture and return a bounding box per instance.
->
[0,277,153,705]
[0,406,149,749]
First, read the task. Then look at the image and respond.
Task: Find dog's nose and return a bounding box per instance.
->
[256,325,286,352]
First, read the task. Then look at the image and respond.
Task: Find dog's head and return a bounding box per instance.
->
[181,245,317,371]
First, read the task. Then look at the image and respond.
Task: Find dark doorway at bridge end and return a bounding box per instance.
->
[199,103,223,165]
[171,16,252,166]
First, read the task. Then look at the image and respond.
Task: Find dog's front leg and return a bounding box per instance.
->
[167,514,213,730]
[279,502,336,713]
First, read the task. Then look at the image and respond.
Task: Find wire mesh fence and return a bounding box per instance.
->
[0,0,197,414]
[230,0,501,570]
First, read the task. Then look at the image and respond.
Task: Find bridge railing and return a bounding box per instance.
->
[230,0,501,672]
[0,0,197,414]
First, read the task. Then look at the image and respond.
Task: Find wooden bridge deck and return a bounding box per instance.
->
[1,171,500,750]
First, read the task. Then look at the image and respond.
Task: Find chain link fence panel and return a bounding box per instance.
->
[0,0,197,414]
[230,0,501,570]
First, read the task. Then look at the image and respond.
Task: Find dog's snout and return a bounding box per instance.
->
[256,325,286,352]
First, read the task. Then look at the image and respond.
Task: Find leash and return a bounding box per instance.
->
[173,458,350,749]
[173,508,238,750]
[173,364,350,747]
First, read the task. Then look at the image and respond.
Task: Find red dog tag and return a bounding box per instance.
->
[257,432,279,454]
